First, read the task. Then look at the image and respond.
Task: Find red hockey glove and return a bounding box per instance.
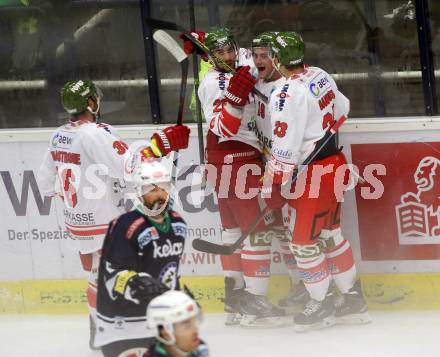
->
[150,124,191,157]
[179,31,208,61]
[224,66,256,107]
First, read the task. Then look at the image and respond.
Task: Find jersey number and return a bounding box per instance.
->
[213,98,227,113]
[274,121,288,138]
[322,105,335,129]
[61,168,78,208]
[113,141,128,155]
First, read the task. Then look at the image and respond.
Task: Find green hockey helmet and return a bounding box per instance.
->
[205,27,237,52]
[251,31,278,50]
[270,31,305,67]
[60,80,101,117]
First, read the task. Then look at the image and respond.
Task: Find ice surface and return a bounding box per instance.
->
[0,312,439,356]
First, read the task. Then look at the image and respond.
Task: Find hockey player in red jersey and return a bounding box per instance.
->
[182,28,285,327]
[251,31,308,314]
[37,80,190,348]
[261,32,371,331]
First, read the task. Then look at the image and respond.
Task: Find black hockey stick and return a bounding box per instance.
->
[152,30,189,191]
[146,17,269,104]
[192,115,348,255]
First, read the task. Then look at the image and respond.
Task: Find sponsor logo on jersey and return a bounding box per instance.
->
[159,261,178,289]
[217,73,227,90]
[52,132,74,149]
[310,76,330,98]
[172,222,187,238]
[137,226,160,248]
[247,121,273,151]
[272,147,293,160]
[153,239,184,259]
[299,268,329,283]
[276,83,290,111]
[255,266,270,277]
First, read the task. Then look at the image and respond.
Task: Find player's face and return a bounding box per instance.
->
[252,47,274,80]
[173,316,200,352]
[213,44,237,71]
[141,183,170,217]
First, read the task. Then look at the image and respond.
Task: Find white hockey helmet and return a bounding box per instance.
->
[147,290,200,345]
[132,160,172,216]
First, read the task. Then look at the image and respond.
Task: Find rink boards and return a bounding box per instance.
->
[1,118,440,313]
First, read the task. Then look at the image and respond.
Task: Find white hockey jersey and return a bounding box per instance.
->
[38,120,134,253]
[198,48,261,151]
[252,76,286,161]
[269,66,350,174]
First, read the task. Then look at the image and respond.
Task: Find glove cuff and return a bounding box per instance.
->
[114,270,137,295]
[224,90,246,106]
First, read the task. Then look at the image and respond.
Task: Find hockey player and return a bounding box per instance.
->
[95,160,187,356]
[146,290,209,357]
[262,32,371,331]
[251,31,308,314]
[182,28,285,327]
[37,80,190,348]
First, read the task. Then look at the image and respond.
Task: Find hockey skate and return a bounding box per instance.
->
[334,280,372,325]
[278,280,309,315]
[222,277,243,326]
[293,295,336,332]
[239,290,288,328]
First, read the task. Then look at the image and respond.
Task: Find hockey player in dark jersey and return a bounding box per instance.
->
[95,160,187,357]
[145,290,209,357]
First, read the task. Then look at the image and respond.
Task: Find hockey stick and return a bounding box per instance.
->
[146,17,269,104]
[192,115,348,255]
[153,30,189,193]
[189,0,205,167]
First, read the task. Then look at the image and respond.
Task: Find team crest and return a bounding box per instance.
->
[159,261,178,289]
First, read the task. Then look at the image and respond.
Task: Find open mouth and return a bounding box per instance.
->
[258,66,266,72]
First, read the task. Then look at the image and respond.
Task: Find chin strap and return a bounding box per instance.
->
[156,334,192,357]
[264,67,277,82]
[87,96,101,121]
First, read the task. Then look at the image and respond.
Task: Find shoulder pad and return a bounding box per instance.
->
[126,215,146,240]
[170,210,181,218]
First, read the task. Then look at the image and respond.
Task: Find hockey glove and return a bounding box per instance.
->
[224,66,256,107]
[147,124,191,158]
[179,31,208,61]
[260,173,286,210]
[114,271,169,304]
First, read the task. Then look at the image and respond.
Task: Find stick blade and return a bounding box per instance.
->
[192,239,234,255]
[153,30,187,63]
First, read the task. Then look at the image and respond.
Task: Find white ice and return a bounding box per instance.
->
[1,312,439,357]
